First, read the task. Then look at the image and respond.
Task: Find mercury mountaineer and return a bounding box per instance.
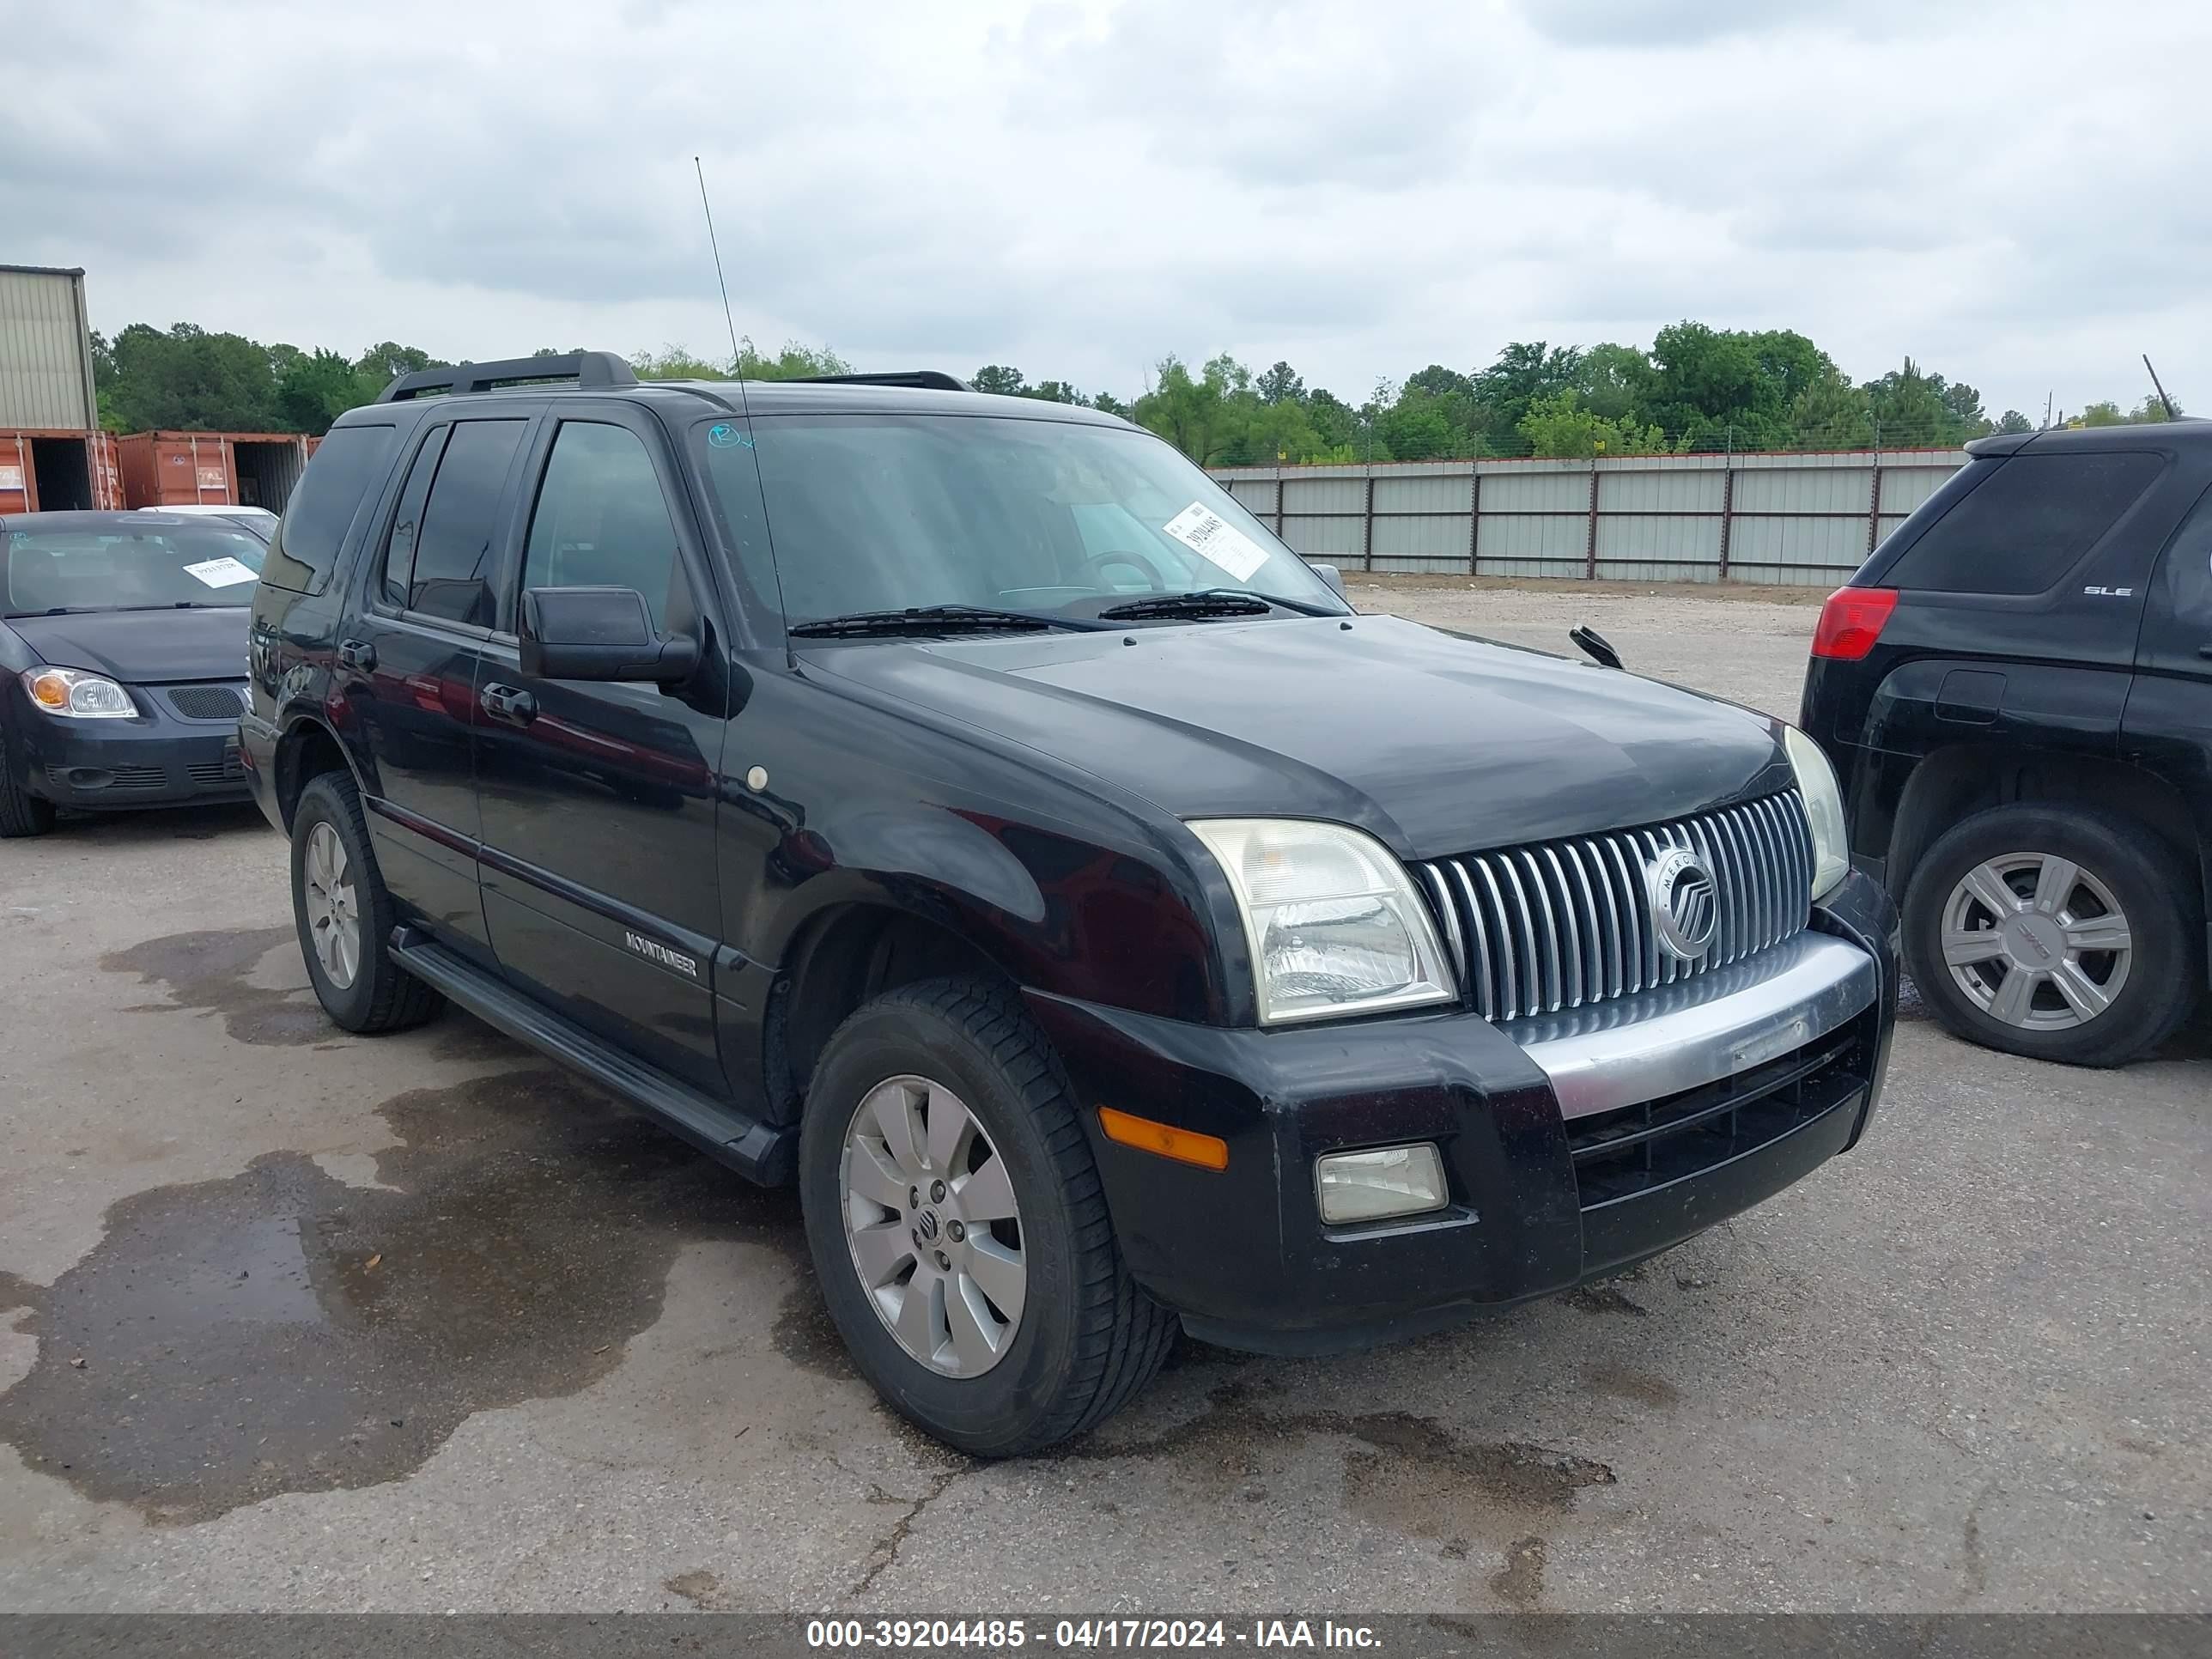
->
[240,353,1899,1454]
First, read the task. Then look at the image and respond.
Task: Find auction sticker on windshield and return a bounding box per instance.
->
[1162,502,1269,582]
[183,556,259,588]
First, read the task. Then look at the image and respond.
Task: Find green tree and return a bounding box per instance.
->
[356,342,445,383]
[1471,341,1583,442]
[1091,391,1132,420]
[1863,358,1959,446]
[1788,369,1874,450]
[1996,410,2034,434]
[631,345,737,380]
[972,365,1027,395]
[97,322,283,432]
[1255,361,1305,404]
[1517,390,1675,458]
[2075,400,2128,427]
[1376,387,1456,460]
[1571,343,1654,423]
[275,349,375,434]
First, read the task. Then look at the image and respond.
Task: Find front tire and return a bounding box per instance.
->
[1901,803,2200,1066]
[289,772,443,1034]
[0,739,55,838]
[799,978,1175,1455]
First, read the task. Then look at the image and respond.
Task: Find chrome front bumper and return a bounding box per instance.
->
[1508,931,1878,1119]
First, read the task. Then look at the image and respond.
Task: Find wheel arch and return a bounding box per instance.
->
[273,713,365,832]
[1887,742,2209,987]
[762,897,1017,1126]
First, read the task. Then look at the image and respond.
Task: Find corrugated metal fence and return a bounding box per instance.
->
[1211,448,1968,585]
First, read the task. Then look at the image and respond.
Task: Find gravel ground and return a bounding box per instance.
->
[1,579,2205,1614]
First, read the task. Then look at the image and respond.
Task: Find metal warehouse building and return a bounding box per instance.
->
[1,263,122,512]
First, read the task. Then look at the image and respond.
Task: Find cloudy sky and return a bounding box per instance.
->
[5,0,2203,419]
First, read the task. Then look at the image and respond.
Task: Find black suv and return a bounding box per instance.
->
[244,352,1898,1454]
[1802,421,2211,1067]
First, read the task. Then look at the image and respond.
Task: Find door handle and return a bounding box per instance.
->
[337,639,376,672]
[480,683,538,724]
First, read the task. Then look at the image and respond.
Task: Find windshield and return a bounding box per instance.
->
[693,414,1343,627]
[3,522,266,616]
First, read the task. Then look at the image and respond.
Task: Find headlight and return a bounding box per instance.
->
[1781,724,1850,900]
[1189,818,1455,1024]
[21,667,137,719]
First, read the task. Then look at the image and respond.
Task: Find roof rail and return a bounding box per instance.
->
[790,371,971,393]
[376,350,639,404]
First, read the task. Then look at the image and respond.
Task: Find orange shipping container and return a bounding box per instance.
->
[114,431,309,513]
[0,428,124,514]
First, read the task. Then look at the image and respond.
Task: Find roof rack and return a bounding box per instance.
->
[376,350,639,404]
[790,371,971,392]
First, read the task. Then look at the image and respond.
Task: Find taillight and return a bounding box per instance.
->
[1810,586,1898,661]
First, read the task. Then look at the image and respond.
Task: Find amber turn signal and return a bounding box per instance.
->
[1097,1107,1228,1171]
[26,671,71,710]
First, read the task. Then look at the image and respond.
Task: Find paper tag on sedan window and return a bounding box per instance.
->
[1161,502,1269,582]
[183,556,259,588]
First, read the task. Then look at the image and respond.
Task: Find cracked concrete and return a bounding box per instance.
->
[1,581,2207,1613]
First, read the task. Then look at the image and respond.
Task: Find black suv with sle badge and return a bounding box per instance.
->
[1802,420,2211,1067]
[243,352,1898,1454]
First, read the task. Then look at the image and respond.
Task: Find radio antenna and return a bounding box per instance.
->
[695,155,751,415]
[2144,354,2179,422]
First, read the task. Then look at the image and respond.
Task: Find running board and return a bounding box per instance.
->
[390,928,795,1185]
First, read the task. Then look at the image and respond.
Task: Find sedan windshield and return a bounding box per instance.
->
[3,523,266,616]
[694,414,1343,629]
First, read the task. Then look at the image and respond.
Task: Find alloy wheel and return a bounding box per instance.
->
[302,821,362,991]
[839,1073,1026,1377]
[1940,851,2132,1031]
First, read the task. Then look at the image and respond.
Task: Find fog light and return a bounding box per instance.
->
[1316,1144,1448,1224]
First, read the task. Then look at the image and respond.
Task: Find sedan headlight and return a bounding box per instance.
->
[1781,724,1850,900]
[1189,818,1455,1024]
[21,667,137,719]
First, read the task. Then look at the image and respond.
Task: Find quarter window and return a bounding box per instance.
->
[1885,451,2162,596]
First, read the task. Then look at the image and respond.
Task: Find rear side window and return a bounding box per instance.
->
[397,419,527,625]
[1885,451,2162,596]
[260,423,398,592]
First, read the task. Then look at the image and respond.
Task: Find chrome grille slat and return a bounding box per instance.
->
[1474,860,1520,1018]
[1540,847,1583,1010]
[1497,854,1542,1015]
[1417,790,1815,1026]
[1449,861,1496,1020]
[1515,851,1561,1013]
[1579,840,1623,1001]
[1419,866,1467,1000]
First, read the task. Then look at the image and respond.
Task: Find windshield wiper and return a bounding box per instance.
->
[787,605,1111,640]
[1097,587,1338,621]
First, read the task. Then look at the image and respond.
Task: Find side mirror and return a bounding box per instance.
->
[1309,562,1348,601]
[520,586,699,684]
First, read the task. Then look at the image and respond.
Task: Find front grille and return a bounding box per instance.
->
[1416,790,1815,1022]
[1569,1031,1863,1208]
[166,684,246,721]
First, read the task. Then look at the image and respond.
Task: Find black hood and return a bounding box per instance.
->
[8,607,250,684]
[805,615,1791,860]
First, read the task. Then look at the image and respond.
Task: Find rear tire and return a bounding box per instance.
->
[1901,803,2200,1066]
[0,740,55,838]
[289,772,443,1034]
[799,977,1175,1455]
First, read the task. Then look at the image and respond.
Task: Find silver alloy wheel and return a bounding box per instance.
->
[839,1073,1026,1377]
[1940,851,2132,1031]
[302,821,362,991]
